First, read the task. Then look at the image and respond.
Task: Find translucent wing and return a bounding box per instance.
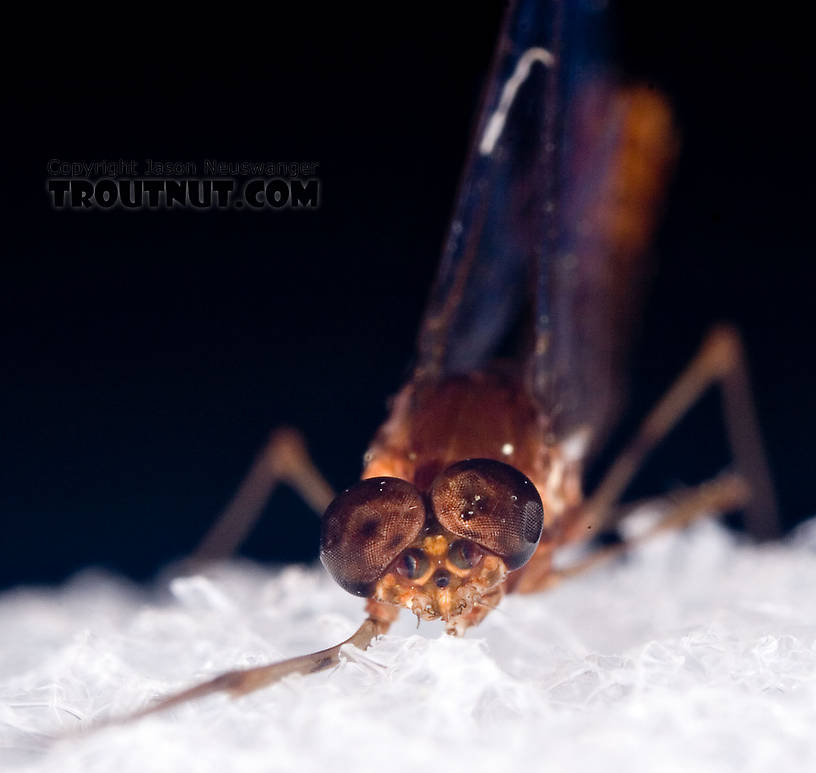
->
[415,0,567,382]
[535,80,676,453]
[414,0,676,455]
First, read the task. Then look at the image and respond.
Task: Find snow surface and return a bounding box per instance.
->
[2,515,816,772]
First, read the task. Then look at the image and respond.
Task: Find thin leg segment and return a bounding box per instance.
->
[128,617,390,720]
[511,326,777,594]
[80,603,399,732]
[191,428,335,563]
[554,472,749,582]
[514,471,750,594]
[572,325,778,541]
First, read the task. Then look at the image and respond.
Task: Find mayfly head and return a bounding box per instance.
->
[320,459,544,631]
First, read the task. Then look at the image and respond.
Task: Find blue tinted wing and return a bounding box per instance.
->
[533,80,675,452]
[414,0,574,382]
[415,0,675,455]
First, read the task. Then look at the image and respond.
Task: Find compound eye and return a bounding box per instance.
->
[430,459,544,570]
[320,477,426,596]
[448,540,483,570]
[394,548,430,581]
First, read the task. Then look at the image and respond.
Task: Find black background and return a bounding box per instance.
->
[2,4,813,590]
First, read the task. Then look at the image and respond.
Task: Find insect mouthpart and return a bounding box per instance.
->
[371,532,509,631]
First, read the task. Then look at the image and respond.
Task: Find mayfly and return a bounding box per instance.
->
[121,0,778,721]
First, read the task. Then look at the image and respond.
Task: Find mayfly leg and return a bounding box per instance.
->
[190,428,335,565]
[573,324,779,542]
[132,614,391,716]
[510,325,778,594]
[558,473,750,581]
[68,603,397,735]
[514,472,750,594]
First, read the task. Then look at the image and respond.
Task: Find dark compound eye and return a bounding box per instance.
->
[320,477,426,596]
[430,459,544,570]
[394,548,430,580]
[449,540,484,570]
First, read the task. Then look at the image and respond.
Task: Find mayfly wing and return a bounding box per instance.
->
[414,0,565,384]
[533,37,677,455]
[414,0,675,457]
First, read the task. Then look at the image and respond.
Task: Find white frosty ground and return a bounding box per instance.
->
[2,514,816,773]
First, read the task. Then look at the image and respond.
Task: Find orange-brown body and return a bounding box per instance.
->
[359,367,584,631]
[125,6,764,719]
[345,86,675,633]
